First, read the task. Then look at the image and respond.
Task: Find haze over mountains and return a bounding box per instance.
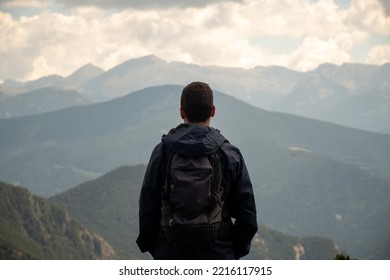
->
[0,56,389,260]
[1,55,389,134]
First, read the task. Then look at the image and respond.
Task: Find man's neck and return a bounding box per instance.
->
[184,118,210,127]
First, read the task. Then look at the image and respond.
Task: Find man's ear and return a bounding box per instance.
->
[210,105,216,118]
[180,106,186,120]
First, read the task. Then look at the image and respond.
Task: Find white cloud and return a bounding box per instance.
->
[0,0,50,9]
[365,44,390,65]
[0,10,110,80]
[284,36,353,71]
[348,0,390,35]
[55,0,244,9]
[0,0,388,82]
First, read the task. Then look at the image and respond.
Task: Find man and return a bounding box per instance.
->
[136,82,258,259]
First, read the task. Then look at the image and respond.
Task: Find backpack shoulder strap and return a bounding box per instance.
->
[162,148,175,200]
[208,152,222,195]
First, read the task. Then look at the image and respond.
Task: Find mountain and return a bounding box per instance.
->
[303,63,390,134]
[0,87,91,119]
[250,225,339,260]
[62,63,105,89]
[0,181,117,259]
[3,79,25,89]
[1,63,104,93]
[312,63,380,92]
[0,167,338,260]
[276,73,350,118]
[80,57,390,133]
[81,55,192,101]
[0,84,24,97]
[2,56,388,133]
[80,55,301,104]
[0,92,6,102]
[0,84,389,259]
[50,165,146,259]
[256,148,390,259]
[318,87,390,134]
[370,63,390,87]
[273,69,390,134]
[23,64,104,91]
[0,64,101,119]
[0,85,182,195]
[24,75,66,91]
[1,85,389,194]
[51,165,340,260]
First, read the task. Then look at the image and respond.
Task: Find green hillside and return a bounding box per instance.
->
[51,165,339,260]
[254,148,390,259]
[248,224,339,260]
[51,165,145,259]
[0,182,117,259]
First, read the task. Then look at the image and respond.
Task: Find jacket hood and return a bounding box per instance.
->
[162,123,227,157]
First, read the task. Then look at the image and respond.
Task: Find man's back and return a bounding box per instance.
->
[137,123,257,259]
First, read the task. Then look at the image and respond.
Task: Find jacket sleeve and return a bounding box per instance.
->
[231,152,258,259]
[136,143,164,254]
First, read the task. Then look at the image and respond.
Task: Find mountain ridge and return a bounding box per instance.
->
[0,87,91,119]
[1,55,388,133]
[0,85,389,193]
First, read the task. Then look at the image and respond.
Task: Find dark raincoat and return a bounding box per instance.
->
[136,124,258,259]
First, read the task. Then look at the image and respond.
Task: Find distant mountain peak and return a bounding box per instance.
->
[313,63,339,74]
[64,63,105,90]
[134,54,164,63]
[25,74,65,90]
[67,63,104,79]
[111,54,166,71]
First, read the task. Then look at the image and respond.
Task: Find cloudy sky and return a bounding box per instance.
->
[1,0,389,82]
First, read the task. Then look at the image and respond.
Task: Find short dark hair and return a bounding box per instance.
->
[181,82,213,123]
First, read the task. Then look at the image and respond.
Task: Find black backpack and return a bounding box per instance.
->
[161,151,224,244]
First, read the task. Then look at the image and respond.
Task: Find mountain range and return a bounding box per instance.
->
[1,55,389,134]
[0,84,389,259]
[0,87,91,119]
[3,63,104,92]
